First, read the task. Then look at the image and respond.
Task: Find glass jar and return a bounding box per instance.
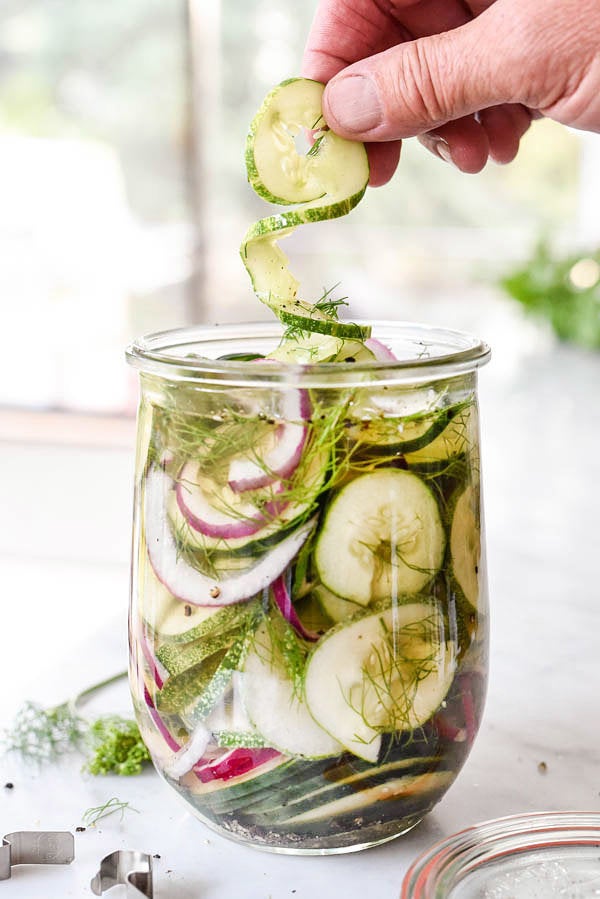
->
[401,812,600,897]
[126,321,490,854]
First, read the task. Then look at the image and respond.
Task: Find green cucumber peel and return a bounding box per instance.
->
[350,399,475,457]
[214,730,267,749]
[157,622,256,718]
[160,599,261,646]
[157,629,238,678]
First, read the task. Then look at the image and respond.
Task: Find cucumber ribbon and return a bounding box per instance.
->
[240,78,371,340]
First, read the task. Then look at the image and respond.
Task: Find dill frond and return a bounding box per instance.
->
[1,701,86,765]
[82,797,139,827]
[342,612,444,742]
[85,716,151,776]
[254,605,309,700]
[313,283,348,319]
[1,673,150,777]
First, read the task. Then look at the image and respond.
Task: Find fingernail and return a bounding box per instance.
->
[326,75,382,134]
[431,137,454,165]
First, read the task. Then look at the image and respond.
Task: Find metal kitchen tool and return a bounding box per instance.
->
[0,831,74,880]
[90,849,154,898]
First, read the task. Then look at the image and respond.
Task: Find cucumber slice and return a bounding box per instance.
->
[139,557,222,639]
[314,470,445,604]
[349,403,468,455]
[241,619,343,759]
[214,730,267,749]
[304,603,456,762]
[241,78,370,338]
[182,752,287,799]
[275,301,371,341]
[245,78,367,208]
[157,602,261,677]
[157,629,241,678]
[268,332,344,364]
[244,753,439,821]
[450,484,481,609]
[157,649,228,715]
[332,339,377,363]
[313,584,364,623]
[405,404,476,466]
[202,675,264,748]
[162,600,260,646]
[158,635,247,718]
[283,770,454,824]
[268,333,375,364]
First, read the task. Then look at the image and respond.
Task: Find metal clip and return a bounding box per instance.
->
[0,831,74,880]
[91,849,154,898]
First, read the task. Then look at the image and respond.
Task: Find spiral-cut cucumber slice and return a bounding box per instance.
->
[315,470,445,605]
[305,603,456,762]
[267,332,376,365]
[241,78,370,339]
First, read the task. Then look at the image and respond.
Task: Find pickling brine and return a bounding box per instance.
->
[127,321,490,853]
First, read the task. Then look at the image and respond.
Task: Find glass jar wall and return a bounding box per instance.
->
[127,322,490,854]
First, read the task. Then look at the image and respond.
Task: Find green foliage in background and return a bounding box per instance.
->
[500,242,600,350]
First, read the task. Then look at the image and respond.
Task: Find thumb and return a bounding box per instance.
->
[322,14,520,140]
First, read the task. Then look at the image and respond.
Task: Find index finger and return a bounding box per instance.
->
[302,0,407,82]
[302,0,476,82]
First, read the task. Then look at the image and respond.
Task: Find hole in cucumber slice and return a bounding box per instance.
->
[293,128,313,157]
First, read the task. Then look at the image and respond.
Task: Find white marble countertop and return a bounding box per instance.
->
[1,322,600,898]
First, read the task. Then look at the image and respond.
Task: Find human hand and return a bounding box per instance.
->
[302,0,600,186]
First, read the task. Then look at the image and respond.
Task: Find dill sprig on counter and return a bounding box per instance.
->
[82,797,139,827]
[1,672,150,776]
[2,700,87,765]
[85,716,150,776]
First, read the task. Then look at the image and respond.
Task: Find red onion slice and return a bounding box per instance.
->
[143,685,180,753]
[228,389,310,493]
[138,626,168,690]
[271,575,318,642]
[176,461,285,539]
[164,721,212,779]
[228,422,307,493]
[146,467,316,606]
[364,337,398,361]
[193,746,281,783]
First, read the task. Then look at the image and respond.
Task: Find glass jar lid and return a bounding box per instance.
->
[401,812,600,898]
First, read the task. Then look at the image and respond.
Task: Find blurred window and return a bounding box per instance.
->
[0,0,195,413]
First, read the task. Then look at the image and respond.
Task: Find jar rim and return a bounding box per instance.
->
[401,811,600,898]
[125,321,490,386]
